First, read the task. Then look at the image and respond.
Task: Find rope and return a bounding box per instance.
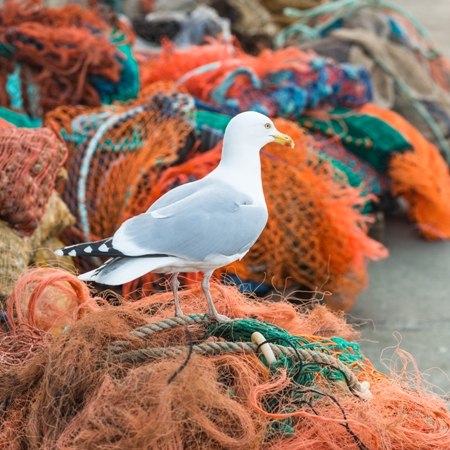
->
[78,105,147,240]
[108,315,365,396]
[76,93,195,240]
[109,315,209,351]
[110,340,363,395]
[132,314,208,338]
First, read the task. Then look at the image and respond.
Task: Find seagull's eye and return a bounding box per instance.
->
[264,123,272,129]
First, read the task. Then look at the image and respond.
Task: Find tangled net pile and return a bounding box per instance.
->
[1,268,449,449]
[0,125,66,235]
[0,2,449,448]
[278,0,450,161]
[140,39,372,118]
[0,0,139,118]
[0,123,73,300]
[361,103,450,240]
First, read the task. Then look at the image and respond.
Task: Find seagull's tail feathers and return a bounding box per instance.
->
[55,238,126,258]
[78,256,179,286]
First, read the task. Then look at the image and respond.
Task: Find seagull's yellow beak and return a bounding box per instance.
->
[271,132,295,148]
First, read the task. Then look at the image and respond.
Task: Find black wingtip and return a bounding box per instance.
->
[55,239,125,258]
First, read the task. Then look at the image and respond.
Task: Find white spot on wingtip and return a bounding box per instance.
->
[98,244,109,252]
[54,249,64,256]
[84,245,93,253]
[68,250,77,257]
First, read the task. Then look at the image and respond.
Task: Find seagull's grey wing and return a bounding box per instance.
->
[112,181,268,261]
[146,178,204,212]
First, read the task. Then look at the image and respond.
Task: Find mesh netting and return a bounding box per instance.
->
[1,268,450,449]
[141,118,387,310]
[46,83,195,249]
[0,0,139,117]
[313,133,389,201]
[299,107,412,172]
[0,127,67,236]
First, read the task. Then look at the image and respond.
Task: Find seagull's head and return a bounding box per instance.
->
[224,111,295,151]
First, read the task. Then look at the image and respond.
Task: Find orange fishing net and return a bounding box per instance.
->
[140,118,387,310]
[139,39,240,89]
[7,268,100,336]
[0,1,128,115]
[0,118,12,128]
[2,0,109,28]
[45,83,194,251]
[361,103,450,240]
[0,126,67,236]
[1,268,449,450]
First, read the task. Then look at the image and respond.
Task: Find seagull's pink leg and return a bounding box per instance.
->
[170,273,183,317]
[202,271,230,322]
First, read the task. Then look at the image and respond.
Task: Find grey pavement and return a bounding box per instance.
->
[351,215,450,395]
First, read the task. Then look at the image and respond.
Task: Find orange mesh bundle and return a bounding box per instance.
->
[0,1,125,115]
[7,268,100,336]
[1,268,450,450]
[0,117,13,128]
[0,126,67,236]
[1,0,110,29]
[360,103,450,240]
[45,83,194,255]
[139,39,241,89]
[141,119,387,310]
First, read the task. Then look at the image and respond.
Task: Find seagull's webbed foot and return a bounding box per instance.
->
[202,271,231,322]
[208,311,232,322]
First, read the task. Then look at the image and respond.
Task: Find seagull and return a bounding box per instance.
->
[56,111,294,321]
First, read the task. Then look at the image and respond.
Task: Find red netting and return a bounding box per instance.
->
[0,126,67,236]
[0,1,126,115]
[7,268,100,336]
[1,1,110,29]
[139,39,240,89]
